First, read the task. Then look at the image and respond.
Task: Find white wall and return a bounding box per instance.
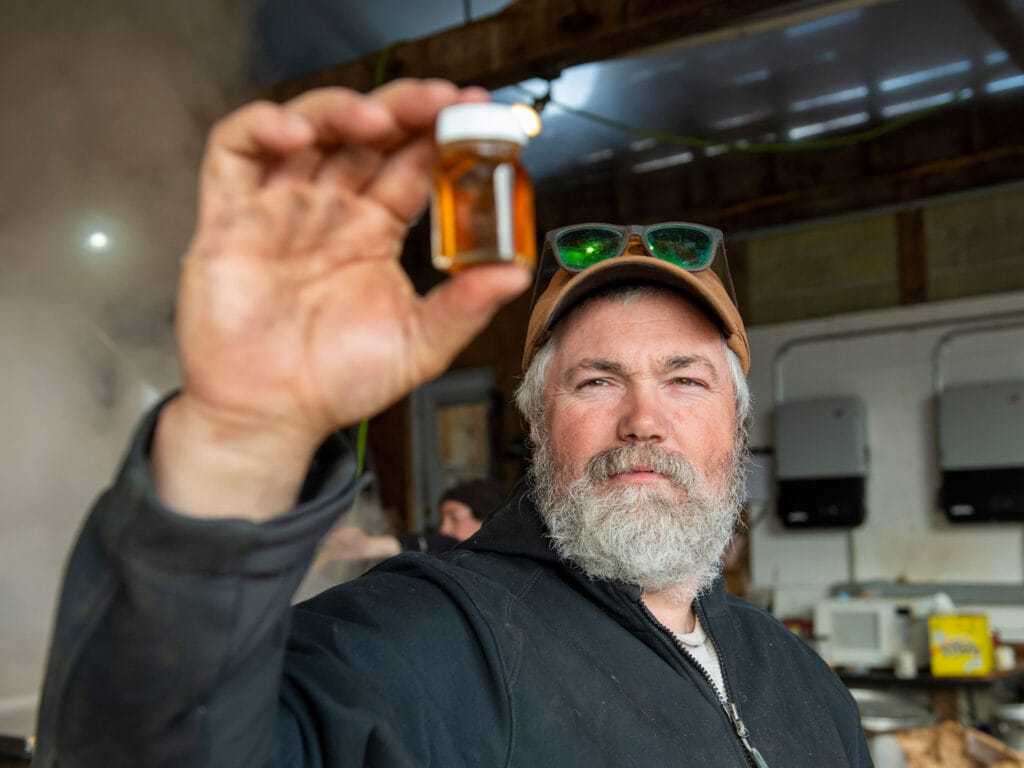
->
[746,290,1024,619]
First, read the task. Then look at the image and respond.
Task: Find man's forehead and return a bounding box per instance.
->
[545,294,730,387]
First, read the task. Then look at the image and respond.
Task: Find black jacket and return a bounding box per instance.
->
[396,530,459,555]
[35,408,871,767]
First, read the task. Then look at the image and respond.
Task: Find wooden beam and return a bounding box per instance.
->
[265,0,806,101]
[958,0,1024,73]
[896,208,928,305]
[689,142,1024,232]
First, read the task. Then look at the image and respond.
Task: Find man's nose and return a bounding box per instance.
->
[617,385,666,443]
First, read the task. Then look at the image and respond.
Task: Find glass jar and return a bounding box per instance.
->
[431,103,536,273]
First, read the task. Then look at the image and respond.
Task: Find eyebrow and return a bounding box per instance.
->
[665,355,722,384]
[564,355,722,383]
[567,359,624,378]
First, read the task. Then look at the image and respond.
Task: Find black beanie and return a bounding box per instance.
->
[440,479,505,521]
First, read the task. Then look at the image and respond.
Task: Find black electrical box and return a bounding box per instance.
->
[939,380,1024,523]
[774,397,868,528]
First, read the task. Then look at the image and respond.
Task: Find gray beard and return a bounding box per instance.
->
[529,436,745,597]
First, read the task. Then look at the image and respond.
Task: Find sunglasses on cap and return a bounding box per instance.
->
[531,222,738,308]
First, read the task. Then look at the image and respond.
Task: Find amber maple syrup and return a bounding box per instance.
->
[431,105,536,274]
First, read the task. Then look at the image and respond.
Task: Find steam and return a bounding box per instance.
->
[1,0,259,388]
[294,489,398,603]
[0,1,267,704]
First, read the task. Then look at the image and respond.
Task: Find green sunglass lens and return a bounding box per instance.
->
[646,227,714,269]
[555,228,624,269]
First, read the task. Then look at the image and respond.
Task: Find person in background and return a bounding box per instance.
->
[34,78,869,767]
[314,478,504,564]
[432,478,505,541]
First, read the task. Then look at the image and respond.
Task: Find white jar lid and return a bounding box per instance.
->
[436,103,527,146]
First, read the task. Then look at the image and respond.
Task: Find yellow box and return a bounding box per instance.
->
[928,615,993,677]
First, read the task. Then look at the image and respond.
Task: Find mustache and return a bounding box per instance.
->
[584,443,699,488]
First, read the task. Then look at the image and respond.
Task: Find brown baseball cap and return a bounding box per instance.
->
[522,255,750,374]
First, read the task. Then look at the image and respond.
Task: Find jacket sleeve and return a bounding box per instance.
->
[33,401,364,768]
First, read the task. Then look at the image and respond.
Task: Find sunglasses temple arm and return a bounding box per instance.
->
[719,243,741,312]
[527,242,548,313]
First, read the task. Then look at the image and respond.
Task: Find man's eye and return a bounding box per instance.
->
[579,378,608,388]
[673,377,704,388]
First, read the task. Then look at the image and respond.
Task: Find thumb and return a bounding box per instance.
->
[417,264,533,374]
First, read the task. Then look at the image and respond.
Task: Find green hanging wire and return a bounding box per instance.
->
[374,40,406,88]
[356,418,369,478]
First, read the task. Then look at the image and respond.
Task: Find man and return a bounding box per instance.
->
[313,478,505,564]
[35,79,870,766]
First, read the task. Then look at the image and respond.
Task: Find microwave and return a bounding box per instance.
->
[813,597,933,670]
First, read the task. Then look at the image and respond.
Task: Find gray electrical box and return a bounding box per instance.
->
[938,380,1024,523]
[773,396,868,528]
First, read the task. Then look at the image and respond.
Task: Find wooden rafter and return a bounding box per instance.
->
[958,0,1024,73]
[265,0,812,100]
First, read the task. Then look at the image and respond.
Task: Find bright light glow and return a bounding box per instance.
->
[630,137,657,152]
[732,68,771,86]
[631,151,694,174]
[790,86,869,113]
[785,10,861,38]
[85,231,110,251]
[510,103,542,137]
[986,74,1024,94]
[788,111,869,140]
[509,64,600,119]
[551,65,599,110]
[880,91,955,118]
[985,50,1009,66]
[712,109,771,130]
[704,144,729,157]
[879,60,972,92]
[581,148,614,164]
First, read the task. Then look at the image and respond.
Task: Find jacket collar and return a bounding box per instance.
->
[461,478,558,563]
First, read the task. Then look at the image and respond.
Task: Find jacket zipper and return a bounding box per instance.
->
[637,598,771,768]
[722,701,771,768]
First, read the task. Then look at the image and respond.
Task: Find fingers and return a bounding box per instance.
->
[200,101,316,204]
[201,80,477,209]
[313,80,489,223]
[368,79,479,136]
[359,80,490,222]
[284,79,471,154]
[361,137,436,223]
[417,264,533,376]
[262,89,399,191]
[282,87,399,147]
